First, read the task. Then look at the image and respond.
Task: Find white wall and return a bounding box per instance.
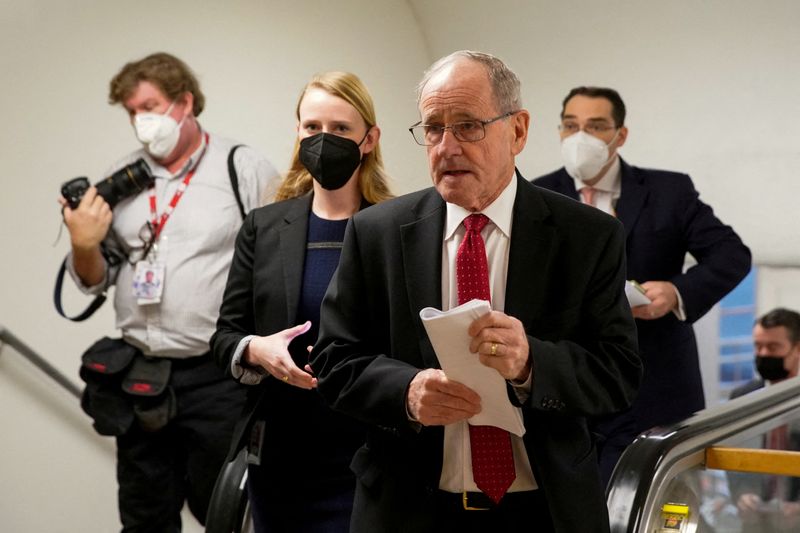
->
[2,1,800,531]
[758,266,800,312]
[0,1,428,531]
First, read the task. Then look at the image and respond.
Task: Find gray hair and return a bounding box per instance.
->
[416,50,522,113]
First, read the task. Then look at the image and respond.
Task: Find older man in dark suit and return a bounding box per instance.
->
[311,51,641,533]
[533,87,751,485]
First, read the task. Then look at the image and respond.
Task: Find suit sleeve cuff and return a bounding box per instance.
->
[231,335,267,385]
[671,283,688,321]
[509,369,532,403]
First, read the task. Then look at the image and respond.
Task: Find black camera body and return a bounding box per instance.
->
[62,159,154,210]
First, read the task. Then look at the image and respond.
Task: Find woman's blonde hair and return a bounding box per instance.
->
[275,72,392,203]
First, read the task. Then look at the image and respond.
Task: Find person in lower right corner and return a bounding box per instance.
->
[727,308,800,531]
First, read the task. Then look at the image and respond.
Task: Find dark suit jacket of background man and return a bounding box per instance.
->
[534,159,751,442]
[311,173,642,533]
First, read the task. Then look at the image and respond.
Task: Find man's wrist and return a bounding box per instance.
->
[512,359,532,384]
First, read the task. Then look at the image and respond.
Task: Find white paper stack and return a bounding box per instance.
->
[625,280,652,308]
[419,299,525,436]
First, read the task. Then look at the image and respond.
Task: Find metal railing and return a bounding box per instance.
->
[0,323,81,398]
[607,375,800,532]
[205,447,252,533]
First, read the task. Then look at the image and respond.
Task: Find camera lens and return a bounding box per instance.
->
[95,159,154,208]
[61,159,154,210]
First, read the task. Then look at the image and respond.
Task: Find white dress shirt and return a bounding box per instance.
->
[438,175,538,493]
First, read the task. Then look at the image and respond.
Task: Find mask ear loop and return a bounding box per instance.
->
[162,101,176,116]
[356,127,372,147]
[356,126,373,163]
[600,128,622,168]
[606,128,621,148]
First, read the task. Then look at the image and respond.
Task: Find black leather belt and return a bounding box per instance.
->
[436,490,537,511]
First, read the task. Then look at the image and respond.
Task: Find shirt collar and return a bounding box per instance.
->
[571,154,622,195]
[445,173,517,240]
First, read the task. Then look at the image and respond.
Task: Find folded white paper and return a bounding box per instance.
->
[625,280,652,308]
[419,299,525,436]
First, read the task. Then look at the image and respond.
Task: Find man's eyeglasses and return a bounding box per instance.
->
[408,111,517,146]
[558,121,618,136]
[128,221,157,265]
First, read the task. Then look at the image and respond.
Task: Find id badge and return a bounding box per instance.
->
[133,261,165,305]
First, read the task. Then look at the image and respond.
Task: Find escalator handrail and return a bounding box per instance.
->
[0,323,82,399]
[205,447,249,533]
[607,375,800,532]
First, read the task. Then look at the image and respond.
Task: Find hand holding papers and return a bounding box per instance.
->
[625,279,652,307]
[419,299,525,436]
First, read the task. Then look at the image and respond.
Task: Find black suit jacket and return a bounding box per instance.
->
[534,160,751,431]
[211,194,363,473]
[311,174,641,532]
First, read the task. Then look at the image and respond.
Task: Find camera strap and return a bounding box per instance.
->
[227,145,246,220]
[53,257,107,322]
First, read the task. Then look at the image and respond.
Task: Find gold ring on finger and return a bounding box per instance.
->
[491,342,498,356]
[282,375,289,382]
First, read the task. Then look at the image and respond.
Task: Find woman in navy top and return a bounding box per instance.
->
[211,71,392,532]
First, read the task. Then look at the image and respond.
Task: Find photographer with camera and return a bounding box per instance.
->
[59,52,279,532]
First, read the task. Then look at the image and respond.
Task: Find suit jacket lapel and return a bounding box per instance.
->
[279,194,312,323]
[615,158,647,240]
[505,173,557,323]
[400,190,445,370]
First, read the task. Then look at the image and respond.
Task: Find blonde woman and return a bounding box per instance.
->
[211,71,392,532]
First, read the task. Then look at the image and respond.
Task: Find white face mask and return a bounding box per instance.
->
[560,130,619,182]
[133,102,184,159]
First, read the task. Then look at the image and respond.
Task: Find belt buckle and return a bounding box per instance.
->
[462,491,491,511]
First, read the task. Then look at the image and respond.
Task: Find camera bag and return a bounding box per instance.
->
[79,337,138,436]
[79,337,177,435]
[122,356,175,432]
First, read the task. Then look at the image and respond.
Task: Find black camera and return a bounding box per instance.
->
[61,159,154,210]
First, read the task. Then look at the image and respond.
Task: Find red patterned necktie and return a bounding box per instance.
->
[456,213,516,504]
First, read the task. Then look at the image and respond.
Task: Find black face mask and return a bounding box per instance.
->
[299,132,368,191]
[755,355,791,382]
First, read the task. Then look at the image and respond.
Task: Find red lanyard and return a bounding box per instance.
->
[148,133,209,239]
